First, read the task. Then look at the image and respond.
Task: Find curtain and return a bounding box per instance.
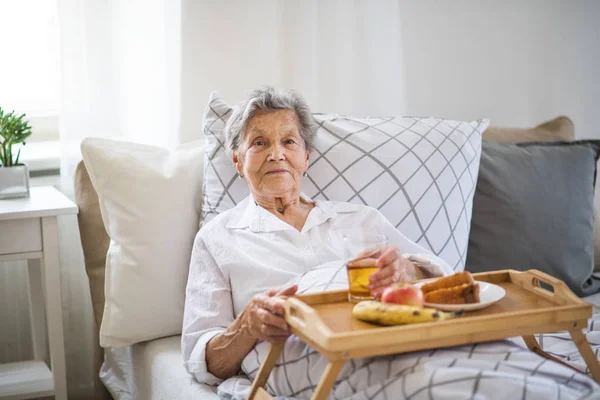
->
[52,1,407,398]
[58,0,182,194]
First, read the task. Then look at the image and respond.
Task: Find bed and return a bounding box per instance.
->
[74,112,600,399]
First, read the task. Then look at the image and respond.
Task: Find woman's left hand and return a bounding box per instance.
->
[367,246,423,297]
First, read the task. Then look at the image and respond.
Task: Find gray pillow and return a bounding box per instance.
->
[465,140,600,297]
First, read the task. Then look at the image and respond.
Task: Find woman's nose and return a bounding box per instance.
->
[268,143,285,161]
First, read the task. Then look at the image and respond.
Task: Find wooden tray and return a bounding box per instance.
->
[249,270,600,400]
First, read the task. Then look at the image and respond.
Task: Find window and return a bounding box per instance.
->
[0,0,60,143]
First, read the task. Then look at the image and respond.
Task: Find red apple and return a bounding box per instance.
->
[381,285,425,307]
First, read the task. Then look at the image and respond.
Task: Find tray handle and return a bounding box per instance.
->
[284,297,330,338]
[510,269,580,305]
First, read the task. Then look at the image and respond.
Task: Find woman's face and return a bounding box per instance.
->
[233,109,310,199]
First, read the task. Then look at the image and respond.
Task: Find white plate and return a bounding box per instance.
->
[413,280,506,311]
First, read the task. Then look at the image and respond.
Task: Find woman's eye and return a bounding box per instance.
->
[254,140,265,146]
[285,139,296,145]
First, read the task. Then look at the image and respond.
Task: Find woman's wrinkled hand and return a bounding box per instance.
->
[366,246,423,297]
[243,285,298,343]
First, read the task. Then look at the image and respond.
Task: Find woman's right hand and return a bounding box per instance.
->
[242,285,298,343]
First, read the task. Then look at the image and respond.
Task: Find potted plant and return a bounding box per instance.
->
[0,107,33,199]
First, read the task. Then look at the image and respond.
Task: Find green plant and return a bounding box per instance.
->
[0,107,32,167]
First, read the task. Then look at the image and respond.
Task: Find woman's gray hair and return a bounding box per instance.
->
[225,86,318,154]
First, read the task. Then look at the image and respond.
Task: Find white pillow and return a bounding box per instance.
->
[202,92,488,272]
[81,138,205,347]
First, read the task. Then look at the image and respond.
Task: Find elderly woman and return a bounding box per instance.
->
[182,88,597,399]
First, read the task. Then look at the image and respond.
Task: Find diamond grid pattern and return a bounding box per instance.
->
[201,93,489,271]
[215,264,600,399]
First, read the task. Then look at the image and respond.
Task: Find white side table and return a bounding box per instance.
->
[0,186,77,400]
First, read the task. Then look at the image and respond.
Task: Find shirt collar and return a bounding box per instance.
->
[226,193,343,233]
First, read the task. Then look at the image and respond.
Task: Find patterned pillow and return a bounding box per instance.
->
[201,92,488,271]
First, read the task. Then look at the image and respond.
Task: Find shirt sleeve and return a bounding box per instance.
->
[378,211,454,277]
[181,232,234,385]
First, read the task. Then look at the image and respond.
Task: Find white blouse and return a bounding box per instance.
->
[181,195,453,385]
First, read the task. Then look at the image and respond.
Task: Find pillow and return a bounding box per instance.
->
[202,92,489,272]
[465,140,600,297]
[483,116,574,143]
[81,138,205,347]
[483,116,600,273]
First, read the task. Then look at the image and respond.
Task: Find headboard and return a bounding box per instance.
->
[74,160,110,328]
[73,160,112,399]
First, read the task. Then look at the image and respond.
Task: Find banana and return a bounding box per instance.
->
[352,301,462,326]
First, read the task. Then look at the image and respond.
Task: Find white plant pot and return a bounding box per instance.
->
[0,164,30,199]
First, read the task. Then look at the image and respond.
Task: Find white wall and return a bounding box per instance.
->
[180,0,600,140]
[398,0,600,138]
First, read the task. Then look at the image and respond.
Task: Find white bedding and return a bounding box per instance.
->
[101,268,600,400]
[101,335,218,400]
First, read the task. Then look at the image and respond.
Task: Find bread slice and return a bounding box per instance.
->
[421,271,480,304]
[421,271,474,294]
[424,282,480,304]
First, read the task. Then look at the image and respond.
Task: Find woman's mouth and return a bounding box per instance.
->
[266,170,287,174]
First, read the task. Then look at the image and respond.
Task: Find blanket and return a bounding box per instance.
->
[218,263,600,399]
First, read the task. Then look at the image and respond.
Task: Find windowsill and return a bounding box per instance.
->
[16,141,60,173]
